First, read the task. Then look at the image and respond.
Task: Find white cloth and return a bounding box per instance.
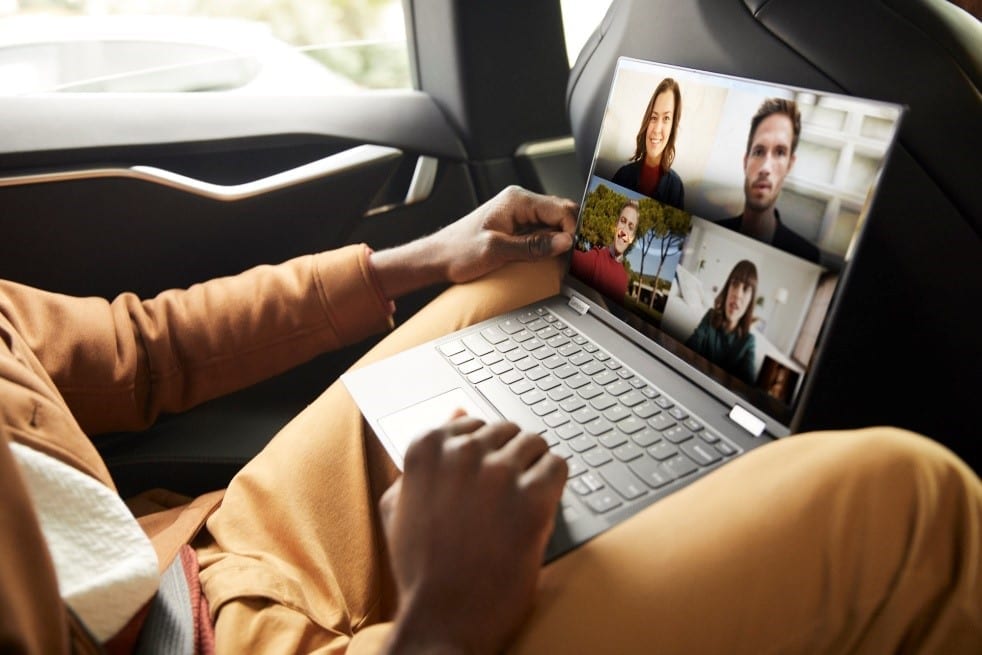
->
[10,442,159,642]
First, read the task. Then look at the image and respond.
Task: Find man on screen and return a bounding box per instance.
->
[717,99,821,263]
[570,199,638,300]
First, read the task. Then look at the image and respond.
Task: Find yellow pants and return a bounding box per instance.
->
[196,258,982,654]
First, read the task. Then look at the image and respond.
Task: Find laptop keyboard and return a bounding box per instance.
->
[437,306,741,516]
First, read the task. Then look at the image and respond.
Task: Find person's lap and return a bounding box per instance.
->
[197,256,982,654]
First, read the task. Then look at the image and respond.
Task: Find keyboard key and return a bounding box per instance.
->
[490,361,514,376]
[681,439,722,466]
[663,454,698,480]
[581,360,605,376]
[559,397,585,413]
[532,347,555,361]
[701,430,720,443]
[581,472,605,491]
[556,341,582,359]
[569,435,596,453]
[613,442,644,462]
[510,379,534,395]
[550,444,573,459]
[553,364,578,379]
[520,389,547,406]
[631,427,660,448]
[571,407,599,424]
[716,441,737,456]
[458,360,483,375]
[655,396,674,410]
[526,318,549,332]
[584,418,613,436]
[541,355,565,370]
[669,406,689,421]
[572,335,588,345]
[481,352,504,366]
[556,423,583,440]
[577,383,603,400]
[512,329,534,343]
[537,327,559,340]
[570,353,593,368]
[641,386,659,399]
[619,390,646,407]
[583,449,613,467]
[602,405,631,423]
[629,457,673,489]
[506,349,529,364]
[439,340,466,356]
[536,375,561,391]
[583,343,599,353]
[496,339,519,353]
[605,359,622,371]
[499,368,523,385]
[663,425,693,444]
[467,369,492,384]
[546,335,570,349]
[606,380,632,397]
[634,400,660,419]
[450,351,474,366]
[648,414,675,431]
[515,358,538,371]
[463,334,494,357]
[592,369,619,386]
[544,412,569,428]
[684,418,704,432]
[531,400,558,417]
[522,338,545,352]
[566,374,590,389]
[630,377,646,389]
[617,415,646,434]
[617,368,634,379]
[594,351,611,362]
[597,430,627,450]
[547,386,573,402]
[480,326,509,344]
[589,394,617,411]
[567,457,586,477]
[583,491,622,514]
[648,441,678,461]
[599,461,647,500]
[568,477,591,496]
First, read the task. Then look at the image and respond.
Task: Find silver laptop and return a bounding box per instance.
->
[343,57,904,561]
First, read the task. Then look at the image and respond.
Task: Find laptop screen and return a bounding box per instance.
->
[568,58,903,427]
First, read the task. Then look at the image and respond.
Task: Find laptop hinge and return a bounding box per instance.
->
[728,405,766,437]
[567,295,590,315]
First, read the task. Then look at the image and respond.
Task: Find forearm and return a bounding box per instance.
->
[368,232,450,301]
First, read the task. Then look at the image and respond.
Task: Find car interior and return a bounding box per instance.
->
[0,0,978,502]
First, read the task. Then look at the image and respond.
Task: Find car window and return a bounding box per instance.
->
[561,0,613,66]
[0,1,410,95]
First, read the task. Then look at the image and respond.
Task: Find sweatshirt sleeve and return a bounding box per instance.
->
[0,245,394,435]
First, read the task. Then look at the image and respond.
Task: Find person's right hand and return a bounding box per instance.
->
[379,416,567,654]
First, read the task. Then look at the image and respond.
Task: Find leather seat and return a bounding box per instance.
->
[566,0,982,470]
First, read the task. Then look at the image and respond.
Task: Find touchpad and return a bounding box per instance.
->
[379,388,493,460]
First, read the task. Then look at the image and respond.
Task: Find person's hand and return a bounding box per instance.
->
[431,185,578,284]
[379,416,568,654]
[370,186,578,300]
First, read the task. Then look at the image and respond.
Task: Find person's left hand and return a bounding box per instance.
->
[431,185,578,284]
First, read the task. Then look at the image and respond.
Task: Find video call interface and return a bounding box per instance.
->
[569,59,901,423]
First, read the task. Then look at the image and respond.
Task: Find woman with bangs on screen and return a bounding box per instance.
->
[612,78,685,210]
[686,260,758,385]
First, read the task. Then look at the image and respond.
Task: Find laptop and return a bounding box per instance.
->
[343,57,904,561]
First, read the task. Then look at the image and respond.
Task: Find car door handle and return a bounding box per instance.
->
[0,144,402,202]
